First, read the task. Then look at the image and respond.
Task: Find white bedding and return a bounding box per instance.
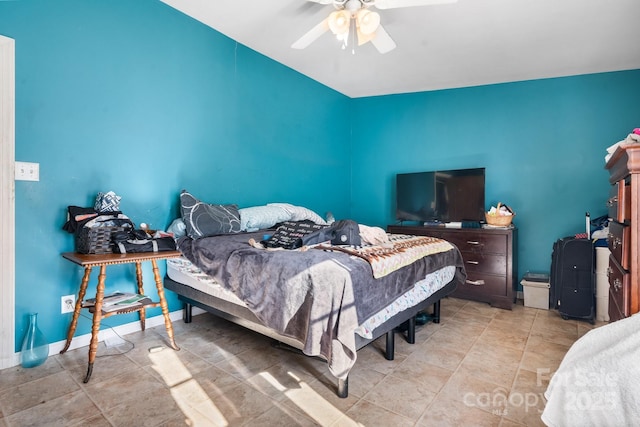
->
[166,257,455,339]
[541,313,640,426]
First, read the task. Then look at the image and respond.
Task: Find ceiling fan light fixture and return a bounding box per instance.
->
[328,10,351,36]
[356,9,380,35]
[356,28,376,46]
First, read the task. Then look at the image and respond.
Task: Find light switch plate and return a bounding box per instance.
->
[15,161,39,181]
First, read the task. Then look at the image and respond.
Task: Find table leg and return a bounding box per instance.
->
[84,264,106,383]
[135,262,146,331]
[60,266,92,354]
[151,259,179,351]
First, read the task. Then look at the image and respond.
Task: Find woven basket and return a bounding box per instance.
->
[75,226,127,254]
[485,212,515,227]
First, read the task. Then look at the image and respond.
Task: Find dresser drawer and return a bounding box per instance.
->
[461,253,507,276]
[455,273,509,298]
[436,232,507,255]
[607,180,631,223]
[607,221,630,270]
[608,255,629,318]
[386,226,508,255]
[609,287,626,323]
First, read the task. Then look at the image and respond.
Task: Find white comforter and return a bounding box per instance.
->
[541,313,640,426]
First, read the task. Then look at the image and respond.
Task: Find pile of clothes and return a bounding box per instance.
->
[605,127,640,163]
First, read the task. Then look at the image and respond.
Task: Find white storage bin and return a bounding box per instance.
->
[521,279,550,310]
[595,247,611,322]
[596,296,610,322]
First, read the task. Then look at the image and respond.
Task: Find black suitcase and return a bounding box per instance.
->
[550,237,595,324]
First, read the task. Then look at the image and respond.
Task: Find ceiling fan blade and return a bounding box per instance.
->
[371,24,396,54]
[374,0,458,10]
[292,18,330,49]
[305,0,334,4]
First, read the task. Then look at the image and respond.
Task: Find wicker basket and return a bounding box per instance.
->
[75,226,127,254]
[485,212,515,227]
[485,202,515,227]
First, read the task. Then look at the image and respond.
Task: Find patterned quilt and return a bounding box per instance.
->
[316,234,455,279]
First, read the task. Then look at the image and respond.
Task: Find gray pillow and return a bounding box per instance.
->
[180,191,241,239]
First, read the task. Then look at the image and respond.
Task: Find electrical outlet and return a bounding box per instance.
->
[61,294,76,314]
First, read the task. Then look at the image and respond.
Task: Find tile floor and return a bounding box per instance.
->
[0,298,601,426]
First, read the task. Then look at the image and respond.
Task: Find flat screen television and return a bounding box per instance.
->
[395,168,485,223]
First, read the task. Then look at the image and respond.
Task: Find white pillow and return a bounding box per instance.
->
[167,218,187,238]
[239,205,292,232]
[267,203,328,225]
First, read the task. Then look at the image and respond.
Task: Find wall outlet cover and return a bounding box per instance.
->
[61,294,75,314]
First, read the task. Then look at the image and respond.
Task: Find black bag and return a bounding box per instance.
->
[64,206,136,254]
[328,219,361,246]
[262,219,362,249]
[112,229,176,254]
[300,219,362,247]
[262,220,327,250]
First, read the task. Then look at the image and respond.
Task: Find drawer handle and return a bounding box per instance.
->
[613,237,622,250]
[466,279,485,286]
[613,278,622,291]
[466,241,481,245]
[607,266,612,277]
[466,260,480,265]
[607,197,617,207]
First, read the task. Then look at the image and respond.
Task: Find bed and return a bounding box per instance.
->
[541,313,640,426]
[163,226,465,398]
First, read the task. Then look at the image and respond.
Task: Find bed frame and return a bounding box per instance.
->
[164,275,457,398]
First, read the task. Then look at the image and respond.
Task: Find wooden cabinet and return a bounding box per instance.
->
[605,144,640,322]
[387,225,517,309]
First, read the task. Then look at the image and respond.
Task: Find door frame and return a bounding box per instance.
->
[0,35,16,369]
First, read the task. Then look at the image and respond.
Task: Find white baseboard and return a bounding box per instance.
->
[8,308,205,369]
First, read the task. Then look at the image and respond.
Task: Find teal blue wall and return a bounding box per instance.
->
[2,1,639,353]
[1,0,351,350]
[350,71,640,280]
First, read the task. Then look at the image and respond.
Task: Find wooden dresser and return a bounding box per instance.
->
[387,225,517,309]
[605,144,640,322]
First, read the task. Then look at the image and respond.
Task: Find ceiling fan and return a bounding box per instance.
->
[292,0,458,54]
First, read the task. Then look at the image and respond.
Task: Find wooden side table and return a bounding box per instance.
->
[60,250,182,382]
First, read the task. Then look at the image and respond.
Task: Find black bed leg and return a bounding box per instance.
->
[338,377,348,398]
[183,302,193,323]
[407,316,416,344]
[385,330,395,360]
[433,300,441,324]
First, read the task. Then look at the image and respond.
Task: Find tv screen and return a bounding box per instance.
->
[395,168,485,223]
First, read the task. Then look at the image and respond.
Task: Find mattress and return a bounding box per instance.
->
[167,256,455,339]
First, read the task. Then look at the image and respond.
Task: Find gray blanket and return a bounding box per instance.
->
[178,231,465,379]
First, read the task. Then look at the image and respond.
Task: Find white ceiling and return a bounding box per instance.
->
[160,0,640,98]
